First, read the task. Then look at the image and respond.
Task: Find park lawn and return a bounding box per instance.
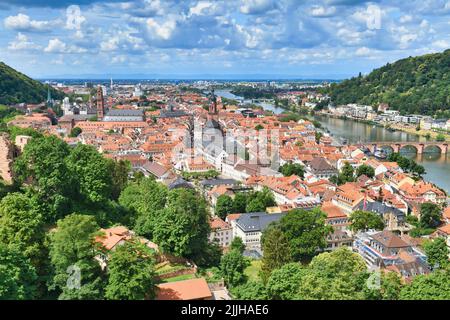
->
[159,273,197,283]
[155,262,188,275]
[244,260,262,281]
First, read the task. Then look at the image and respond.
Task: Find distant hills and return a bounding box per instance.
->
[325,49,450,116]
[0,62,63,105]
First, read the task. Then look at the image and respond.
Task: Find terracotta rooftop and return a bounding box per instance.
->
[372,230,410,248]
[156,278,212,300]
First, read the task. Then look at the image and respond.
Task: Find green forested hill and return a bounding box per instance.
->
[0,62,63,105]
[325,49,450,116]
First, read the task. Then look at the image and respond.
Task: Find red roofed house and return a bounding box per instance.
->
[156,278,213,300]
[209,217,233,248]
[321,202,353,251]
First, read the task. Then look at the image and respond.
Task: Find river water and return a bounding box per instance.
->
[313,115,450,194]
[216,89,450,194]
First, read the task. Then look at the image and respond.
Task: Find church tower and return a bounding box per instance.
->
[96,86,105,120]
[208,89,218,116]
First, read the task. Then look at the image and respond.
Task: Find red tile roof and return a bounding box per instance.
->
[156,278,212,300]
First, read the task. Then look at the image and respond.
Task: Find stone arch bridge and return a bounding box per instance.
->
[359,141,448,154]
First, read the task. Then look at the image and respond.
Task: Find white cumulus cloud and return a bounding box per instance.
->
[4,13,54,32]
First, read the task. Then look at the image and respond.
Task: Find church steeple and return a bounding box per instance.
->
[46,87,53,107]
[208,89,218,115]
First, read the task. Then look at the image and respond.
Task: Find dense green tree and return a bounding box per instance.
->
[400,268,450,300]
[231,280,268,300]
[66,144,112,204]
[297,248,368,300]
[309,247,367,278]
[266,263,305,300]
[349,210,385,232]
[278,208,332,263]
[0,193,45,266]
[105,241,156,300]
[108,159,130,200]
[49,214,104,300]
[230,237,245,254]
[436,133,446,142]
[13,135,74,222]
[232,193,248,213]
[215,195,234,219]
[330,162,355,185]
[279,163,305,178]
[152,189,210,261]
[120,177,168,236]
[245,187,275,213]
[419,202,442,229]
[340,162,355,182]
[0,244,38,300]
[219,249,250,287]
[260,226,292,282]
[364,271,403,300]
[423,237,449,269]
[69,127,82,138]
[387,153,425,177]
[356,164,375,178]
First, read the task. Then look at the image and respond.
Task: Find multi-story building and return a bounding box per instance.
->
[353,230,430,279]
[209,217,233,248]
[233,212,286,253]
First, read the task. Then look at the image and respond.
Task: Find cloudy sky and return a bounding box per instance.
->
[0,0,449,79]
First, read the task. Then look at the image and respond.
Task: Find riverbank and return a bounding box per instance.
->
[389,123,450,142]
[318,111,450,142]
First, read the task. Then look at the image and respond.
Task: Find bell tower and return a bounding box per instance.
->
[96,86,105,120]
[209,89,218,116]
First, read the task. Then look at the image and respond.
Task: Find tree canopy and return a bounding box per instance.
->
[105,241,156,300]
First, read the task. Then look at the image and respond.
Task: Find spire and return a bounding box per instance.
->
[208,88,218,115]
[46,86,53,108]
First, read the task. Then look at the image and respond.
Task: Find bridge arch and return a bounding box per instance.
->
[423,145,442,154]
[379,145,394,154]
[399,144,419,154]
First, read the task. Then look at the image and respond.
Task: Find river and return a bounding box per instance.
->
[313,115,450,194]
[216,89,450,194]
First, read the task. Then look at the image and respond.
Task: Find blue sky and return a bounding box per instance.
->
[0,0,449,79]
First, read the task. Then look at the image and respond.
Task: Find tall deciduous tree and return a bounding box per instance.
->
[356,164,375,178]
[278,208,332,263]
[423,237,449,269]
[231,280,268,300]
[279,163,305,178]
[105,241,156,300]
[215,195,234,219]
[260,226,292,282]
[13,135,74,222]
[349,210,385,232]
[400,269,450,300]
[230,237,245,254]
[0,244,38,300]
[49,214,104,300]
[266,263,305,300]
[108,159,130,200]
[232,193,248,213]
[120,177,168,235]
[152,189,210,261]
[219,249,249,287]
[66,144,113,204]
[419,202,442,229]
[0,193,45,267]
